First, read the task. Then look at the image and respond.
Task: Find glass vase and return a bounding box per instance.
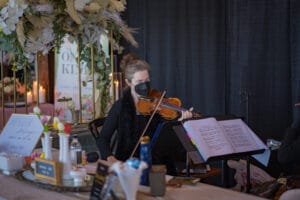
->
[41,131,52,160]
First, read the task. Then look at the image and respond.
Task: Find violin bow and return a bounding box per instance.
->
[130,90,166,158]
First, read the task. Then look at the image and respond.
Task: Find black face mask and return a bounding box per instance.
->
[135,81,150,96]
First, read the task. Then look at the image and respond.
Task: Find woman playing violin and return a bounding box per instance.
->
[96,53,193,174]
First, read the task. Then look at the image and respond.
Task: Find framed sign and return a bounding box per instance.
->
[54,35,110,122]
[34,158,60,185]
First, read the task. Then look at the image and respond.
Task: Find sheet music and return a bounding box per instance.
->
[183,117,268,162]
[245,124,268,149]
[218,119,263,152]
[183,118,232,161]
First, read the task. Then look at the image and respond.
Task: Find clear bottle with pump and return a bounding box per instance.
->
[70,135,82,166]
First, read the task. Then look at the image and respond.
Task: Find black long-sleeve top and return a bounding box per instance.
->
[96,88,162,161]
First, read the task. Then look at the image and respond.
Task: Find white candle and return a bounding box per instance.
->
[39,86,46,103]
[109,73,113,98]
[114,80,119,100]
[27,91,32,104]
[33,81,38,101]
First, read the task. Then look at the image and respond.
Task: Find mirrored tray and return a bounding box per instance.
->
[15,169,94,192]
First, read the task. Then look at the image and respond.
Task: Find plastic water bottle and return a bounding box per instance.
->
[70,135,82,166]
[140,136,151,186]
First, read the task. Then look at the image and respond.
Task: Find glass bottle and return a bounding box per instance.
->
[70,135,82,167]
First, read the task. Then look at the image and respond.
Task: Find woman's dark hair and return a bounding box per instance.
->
[120,53,150,82]
[119,53,139,71]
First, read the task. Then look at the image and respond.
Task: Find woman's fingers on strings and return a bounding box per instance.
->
[178,108,193,121]
[186,107,193,119]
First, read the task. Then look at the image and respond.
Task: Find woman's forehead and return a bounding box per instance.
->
[132,70,150,81]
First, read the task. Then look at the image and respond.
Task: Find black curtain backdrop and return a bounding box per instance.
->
[123,0,300,141]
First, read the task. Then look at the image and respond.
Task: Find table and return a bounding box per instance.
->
[0,171,267,200]
[0,103,55,130]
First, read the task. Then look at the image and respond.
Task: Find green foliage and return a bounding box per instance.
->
[0,31,30,70]
[80,43,112,117]
[53,18,68,53]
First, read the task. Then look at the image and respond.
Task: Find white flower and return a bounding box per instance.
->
[33,106,41,115]
[53,117,60,123]
[0,7,8,17]
[0,0,28,35]
[57,122,65,132]
[25,26,55,56]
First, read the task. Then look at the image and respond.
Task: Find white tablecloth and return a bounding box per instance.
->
[0,172,266,200]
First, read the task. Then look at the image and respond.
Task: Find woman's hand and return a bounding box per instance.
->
[107,155,118,163]
[178,107,194,121]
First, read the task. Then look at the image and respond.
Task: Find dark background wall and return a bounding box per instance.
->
[122,0,300,143]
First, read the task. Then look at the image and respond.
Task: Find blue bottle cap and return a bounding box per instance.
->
[126,158,141,169]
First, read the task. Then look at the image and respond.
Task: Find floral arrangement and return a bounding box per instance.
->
[33,105,41,115]
[52,116,60,130]
[0,76,25,94]
[33,106,51,132]
[33,106,69,133]
[57,121,72,134]
[0,0,137,68]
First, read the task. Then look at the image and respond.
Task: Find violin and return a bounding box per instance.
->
[131,89,201,158]
[137,88,201,120]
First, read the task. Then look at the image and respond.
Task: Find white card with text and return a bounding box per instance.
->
[0,114,43,156]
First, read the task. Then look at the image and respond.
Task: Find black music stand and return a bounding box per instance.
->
[173,122,265,193]
[172,125,203,175]
[149,121,188,176]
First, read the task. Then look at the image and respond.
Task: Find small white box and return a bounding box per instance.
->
[0,153,24,175]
